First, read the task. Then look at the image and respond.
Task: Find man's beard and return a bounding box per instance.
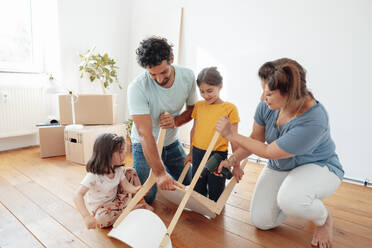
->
[156,77,170,86]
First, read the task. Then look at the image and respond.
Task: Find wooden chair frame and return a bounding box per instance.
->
[113,128,246,247]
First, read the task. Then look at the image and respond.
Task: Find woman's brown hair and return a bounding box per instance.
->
[86,133,125,175]
[258,58,313,104]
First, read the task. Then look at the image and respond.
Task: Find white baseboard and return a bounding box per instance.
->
[0,134,39,152]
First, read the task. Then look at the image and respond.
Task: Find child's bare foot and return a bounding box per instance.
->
[311,213,333,248]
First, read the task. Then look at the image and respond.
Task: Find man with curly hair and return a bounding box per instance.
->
[127,36,197,204]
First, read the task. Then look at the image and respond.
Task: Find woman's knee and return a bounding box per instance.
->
[250,206,280,230]
[277,189,314,217]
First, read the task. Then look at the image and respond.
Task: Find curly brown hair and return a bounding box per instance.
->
[136,36,174,68]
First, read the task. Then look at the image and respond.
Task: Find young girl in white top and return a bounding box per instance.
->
[74,133,153,229]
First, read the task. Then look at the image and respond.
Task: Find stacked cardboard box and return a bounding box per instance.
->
[39,125,66,158]
[39,94,125,164]
[64,124,126,165]
[58,94,117,125]
[59,94,124,165]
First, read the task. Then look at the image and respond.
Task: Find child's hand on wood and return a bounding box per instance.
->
[84,215,97,229]
[133,185,141,193]
[121,177,141,194]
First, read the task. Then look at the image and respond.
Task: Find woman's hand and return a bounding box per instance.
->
[184,152,192,166]
[217,159,231,172]
[213,159,230,177]
[216,116,234,140]
[232,166,244,183]
[217,156,244,183]
[84,215,97,229]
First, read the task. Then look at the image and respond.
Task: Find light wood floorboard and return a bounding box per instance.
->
[0,146,371,247]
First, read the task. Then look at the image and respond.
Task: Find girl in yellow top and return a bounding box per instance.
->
[184,67,240,201]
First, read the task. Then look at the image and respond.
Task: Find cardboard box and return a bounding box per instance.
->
[59,94,117,125]
[64,124,126,165]
[39,125,66,158]
[58,95,73,124]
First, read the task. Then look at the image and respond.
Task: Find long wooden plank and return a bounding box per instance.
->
[222,164,372,248]
[0,176,88,248]
[223,198,370,248]
[177,162,190,183]
[113,127,166,228]
[215,159,248,214]
[0,149,128,248]
[219,161,372,247]
[160,132,220,247]
[0,202,44,248]
[3,153,78,206]
[14,179,129,248]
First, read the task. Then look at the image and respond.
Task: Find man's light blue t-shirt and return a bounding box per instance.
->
[254,100,344,180]
[127,65,197,146]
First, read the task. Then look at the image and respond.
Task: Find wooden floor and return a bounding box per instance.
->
[0,147,371,248]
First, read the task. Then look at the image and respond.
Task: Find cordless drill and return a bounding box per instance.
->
[205,153,233,179]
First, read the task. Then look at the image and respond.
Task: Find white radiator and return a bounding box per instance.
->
[0,87,46,138]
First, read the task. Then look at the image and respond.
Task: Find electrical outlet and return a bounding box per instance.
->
[0,91,9,103]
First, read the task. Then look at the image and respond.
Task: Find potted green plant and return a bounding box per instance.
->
[78,46,122,94]
[124,119,133,153]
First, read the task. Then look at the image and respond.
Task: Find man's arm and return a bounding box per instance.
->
[132,114,166,176]
[132,114,178,190]
[175,105,194,127]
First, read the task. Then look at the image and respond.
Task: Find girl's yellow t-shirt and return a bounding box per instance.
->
[191,101,240,151]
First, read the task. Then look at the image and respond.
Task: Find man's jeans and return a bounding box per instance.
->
[132,140,192,204]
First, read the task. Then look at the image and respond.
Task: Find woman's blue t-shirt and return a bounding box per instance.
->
[254,100,344,180]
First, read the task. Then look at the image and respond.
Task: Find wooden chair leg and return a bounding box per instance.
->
[159,132,220,247]
[177,162,191,184]
[113,172,156,228]
[215,159,248,214]
[113,128,166,228]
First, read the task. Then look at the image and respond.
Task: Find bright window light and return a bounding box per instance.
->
[0,0,36,72]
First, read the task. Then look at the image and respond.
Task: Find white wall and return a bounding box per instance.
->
[126,0,182,84]
[1,0,371,182]
[0,0,133,151]
[0,0,57,151]
[125,0,372,181]
[57,0,132,122]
